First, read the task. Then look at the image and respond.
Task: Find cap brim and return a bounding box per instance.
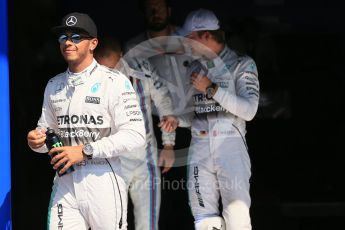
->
[51,26,91,36]
[175,27,192,37]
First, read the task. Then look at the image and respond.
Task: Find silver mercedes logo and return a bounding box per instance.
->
[66,16,77,26]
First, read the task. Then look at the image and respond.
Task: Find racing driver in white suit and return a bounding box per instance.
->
[179,9,260,230]
[27,12,145,230]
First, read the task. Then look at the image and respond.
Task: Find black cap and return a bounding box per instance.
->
[51,12,97,38]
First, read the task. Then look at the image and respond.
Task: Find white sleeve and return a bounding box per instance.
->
[176,112,193,128]
[212,58,260,121]
[91,75,146,158]
[149,69,177,145]
[31,81,58,153]
[161,130,176,146]
[149,71,174,117]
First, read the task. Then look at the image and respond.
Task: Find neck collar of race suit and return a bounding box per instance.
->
[66,59,97,87]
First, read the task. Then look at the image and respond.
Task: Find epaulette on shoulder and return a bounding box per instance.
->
[98,65,114,74]
[48,72,65,84]
[237,51,246,57]
[107,71,118,81]
[237,53,252,64]
[228,47,246,58]
[111,69,121,75]
[97,65,119,81]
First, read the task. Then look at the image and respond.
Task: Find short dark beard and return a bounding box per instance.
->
[146,17,170,32]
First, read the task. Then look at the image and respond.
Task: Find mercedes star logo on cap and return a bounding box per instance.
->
[66,16,77,26]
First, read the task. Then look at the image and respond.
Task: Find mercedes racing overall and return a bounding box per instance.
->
[187,46,259,230]
[32,60,146,230]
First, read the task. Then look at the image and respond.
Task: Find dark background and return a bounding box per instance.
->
[10,0,345,229]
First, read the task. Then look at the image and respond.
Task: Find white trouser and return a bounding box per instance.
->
[122,141,161,230]
[188,136,252,230]
[48,163,128,230]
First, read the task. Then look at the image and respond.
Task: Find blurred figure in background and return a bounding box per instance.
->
[95,36,178,230]
[125,0,195,229]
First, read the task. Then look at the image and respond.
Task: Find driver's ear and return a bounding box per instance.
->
[90,38,98,51]
[203,31,211,40]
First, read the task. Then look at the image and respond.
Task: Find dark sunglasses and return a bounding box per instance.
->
[58,33,93,44]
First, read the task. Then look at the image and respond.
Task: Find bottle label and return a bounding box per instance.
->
[52,142,63,148]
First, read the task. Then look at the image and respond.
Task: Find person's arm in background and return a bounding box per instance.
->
[148,65,178,173]
[212,58,259,121]
[192,57,259,121]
